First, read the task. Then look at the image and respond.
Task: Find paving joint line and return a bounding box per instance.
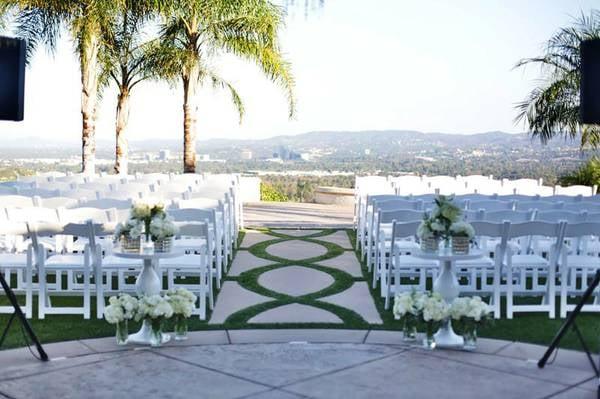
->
[274,348,408,390]
[423,350,594,387]
[540,374,598,398]
[149,349,277,390]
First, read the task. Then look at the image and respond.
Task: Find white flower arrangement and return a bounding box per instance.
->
[393,291,426,319]
[450,296,491,322]
[130,200,165,221]
[115,219,144,240]
[150,216,179,241]
[422,292,449,322]
[104,294,139,324]
[417,195,464,240]
[167,288,197,318]
[450,221,475,238]
[136,294,174,321]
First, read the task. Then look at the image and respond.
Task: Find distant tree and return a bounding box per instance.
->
[150,0,295,173]
[515,11,600,148]
[12,0,121,173]
[100,1,157,175]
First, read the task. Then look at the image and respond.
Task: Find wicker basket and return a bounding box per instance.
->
[451,236,470,254]
[120,236,141,253]
[420,237,439,253]
[154,237,173,253]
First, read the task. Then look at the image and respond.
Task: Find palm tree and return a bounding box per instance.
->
[12,0,122,173]
[153,0,295,173]
[100,2,156,175]
[515,10,600,148]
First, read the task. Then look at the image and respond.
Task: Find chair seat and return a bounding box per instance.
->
[509,254,549,267]
[101,255,143,269]
[564,255,600,268]
[161,254,205,268]
[456,257,494,267]
[391,240,420,251]
[173,238,208,251]
[391,255,438,268]
[45,254,86,268]
[0,253,29,267]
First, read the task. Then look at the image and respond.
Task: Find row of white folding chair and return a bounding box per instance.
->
[383,220,568,318]
[0,220,214,320]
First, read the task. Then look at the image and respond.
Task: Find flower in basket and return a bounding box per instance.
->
[417,218,444,239]
[433,195,462,223]
[449,221,475,238]
[149,216,179,241]
[114,219,144,241]
[104,293,139,324]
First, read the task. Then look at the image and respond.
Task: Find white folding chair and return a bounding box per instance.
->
[160,222,213,320]
[0,222,35,318]
[504,221,565,319]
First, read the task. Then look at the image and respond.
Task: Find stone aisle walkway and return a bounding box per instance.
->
[209,229,383,326]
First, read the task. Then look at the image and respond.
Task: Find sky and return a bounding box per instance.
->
[1,0,600,144]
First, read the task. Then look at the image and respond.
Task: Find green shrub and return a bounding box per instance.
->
[260,182,288,202]
[559,157,600,188]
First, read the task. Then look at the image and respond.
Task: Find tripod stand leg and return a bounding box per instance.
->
[0,273,48,361]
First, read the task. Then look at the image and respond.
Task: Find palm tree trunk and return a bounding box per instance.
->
[182,71,199,174]
[114,88,130,175]
[80,35,100,175]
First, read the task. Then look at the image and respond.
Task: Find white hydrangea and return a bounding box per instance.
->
[393,291,428,320]
[466,296,491,322]
[430,221,445,233]
[150,216,179,240]
[449,297,471,320]
[422,292,449,322]
[167,288,197,318]
[136,294,174,321]
[104,294,138,324]
[450,221,475,238]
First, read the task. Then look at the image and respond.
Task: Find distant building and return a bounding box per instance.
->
[159,149,170,161]
[199,154,210,162]
[300,153,311,161]
[364,149,371,155]
[241,149,253,160]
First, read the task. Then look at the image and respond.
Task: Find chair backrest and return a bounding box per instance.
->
[80,198,132,210]
[507,221,564,239]
[176,198,220,209]
[169,208,216,225]
[373,199,422,212]
[562,222,600,238]
[153,182,192,193]
[6,207,60,223]
[185,190,228,201]
[390,220,421,240]
[483,210,533,223]
[554,185,594,197]
[30,221,100,250]
[469,200,514,211]
[98,190,142,201]
[378,209,424,224]
[534,210,586,223]
[584,212,600,223]
[38,196,79,209]
[58,207,114,223]
[471,220,511,253]
[564,202,600,213]
[463,209,485,221]
[515,201,563,212]
[0,221,29,237]
[58,189,99,201]
[0,195,36,208]
[0,186,17,195]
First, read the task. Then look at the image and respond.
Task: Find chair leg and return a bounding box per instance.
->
[38,266,46,320]
[83,269,90,319]
[506,263,513,319]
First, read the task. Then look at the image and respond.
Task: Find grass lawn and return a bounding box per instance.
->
[1,228,599,354]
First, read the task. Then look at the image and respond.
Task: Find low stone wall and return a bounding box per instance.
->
[314,186,354,206]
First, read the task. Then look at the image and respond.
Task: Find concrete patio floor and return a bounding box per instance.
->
[243,202,353,228]
[0,329,596,398]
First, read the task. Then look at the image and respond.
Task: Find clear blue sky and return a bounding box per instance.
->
[1,0,599,143]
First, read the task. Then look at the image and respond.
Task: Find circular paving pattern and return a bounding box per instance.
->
[265,240,328,261]
[210,229,383,326]
[258,266,335,297]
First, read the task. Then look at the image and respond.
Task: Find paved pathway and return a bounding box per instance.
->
[243,202,353,228]
[210,229,382,326]
[1,330,596,398]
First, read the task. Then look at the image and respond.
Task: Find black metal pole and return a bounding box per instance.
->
[538,270,600,369]
[0,273,48,361]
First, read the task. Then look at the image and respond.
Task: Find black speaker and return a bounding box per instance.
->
[580,39,600,124]
[0,36,26,122]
